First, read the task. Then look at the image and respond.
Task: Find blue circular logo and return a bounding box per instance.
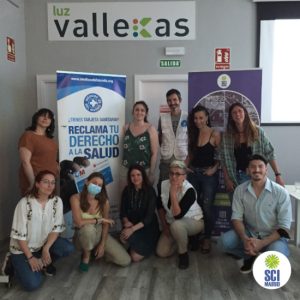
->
[181,120,187,127]
[84,93,102,112]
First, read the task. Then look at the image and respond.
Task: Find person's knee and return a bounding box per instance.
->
[116,253,131,267]
[170,220,183,235]
[22,276,42,291]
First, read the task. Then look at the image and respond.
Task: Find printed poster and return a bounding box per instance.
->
[188,69,262,235]
[57,71,126,224]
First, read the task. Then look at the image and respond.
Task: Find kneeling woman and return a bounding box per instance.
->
[120,164,159,262]
[10,170,74,291]
[156,160,204,269]
[70,172,131,272]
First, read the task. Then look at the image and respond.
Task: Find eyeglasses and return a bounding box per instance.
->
[40,179,56,185]
[169,172,186,177]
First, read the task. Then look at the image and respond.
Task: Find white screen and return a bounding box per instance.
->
[260,19,300,124]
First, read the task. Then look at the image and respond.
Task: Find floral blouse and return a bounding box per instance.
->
[10,196,65,254]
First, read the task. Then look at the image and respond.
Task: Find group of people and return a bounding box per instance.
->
[8,88,291,291]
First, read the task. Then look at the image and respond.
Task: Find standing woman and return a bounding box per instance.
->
[19,108,59,195]
[120,164,159,262]
[186,105,221,253]
[70,172,131,272]
[121,101,159,186]
[10,170,74,291]
[221,102,284,194]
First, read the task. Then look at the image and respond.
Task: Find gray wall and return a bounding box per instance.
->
[0,0,28,240]
[0,0,298,240]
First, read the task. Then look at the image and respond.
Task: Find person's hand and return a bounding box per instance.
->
[204,166,216,176]
[120,227,134,240]
[94,243,105,259]
[41,247,52,266]
[28,256,44,272]
[224,177,235,192]
[275,175,285,187]
[162,224,171,238]
[101,218,115,226]
[243,237,257,256]
[248,238,264,254]
[123,220,134,228]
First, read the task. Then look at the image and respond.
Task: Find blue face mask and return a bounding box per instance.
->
[87,183,102,196]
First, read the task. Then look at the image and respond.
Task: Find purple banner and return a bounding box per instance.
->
[188,69,262,235]
[188,69,262,132]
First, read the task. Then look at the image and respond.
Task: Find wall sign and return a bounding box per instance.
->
[215,48,230,70]
[48,2,195,41]
[160,59,181,68]
[7,37,15,62]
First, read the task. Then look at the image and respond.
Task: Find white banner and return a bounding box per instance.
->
[57,71,126,223]
[48,1,195,41]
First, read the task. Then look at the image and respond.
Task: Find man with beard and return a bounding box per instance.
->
[157,89,188,190]
[218,154,291,274]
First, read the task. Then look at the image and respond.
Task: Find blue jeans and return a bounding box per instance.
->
[188,169,218,238]
[217,229,290,259]
[11,237,74,291]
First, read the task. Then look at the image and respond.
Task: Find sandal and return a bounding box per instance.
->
[79,261,89,272]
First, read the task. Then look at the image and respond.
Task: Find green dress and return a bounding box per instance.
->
[122,126,151,169]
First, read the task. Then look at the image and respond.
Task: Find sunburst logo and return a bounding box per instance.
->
[253,251,291,290]
[265,254,280,269]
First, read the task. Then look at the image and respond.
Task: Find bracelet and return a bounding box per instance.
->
[275,173,281,177]
[26,255,34,262]
[94,218,98,225]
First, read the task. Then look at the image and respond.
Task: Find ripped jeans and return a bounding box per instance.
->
[187,168,218,238]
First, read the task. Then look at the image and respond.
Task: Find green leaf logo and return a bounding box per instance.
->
[265,254,280,269]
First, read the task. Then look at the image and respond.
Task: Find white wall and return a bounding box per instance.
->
[0,0,27,240]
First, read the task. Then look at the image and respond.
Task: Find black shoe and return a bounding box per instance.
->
[44,264,56,276]
[178,252,189,269]
[240,256,256,274]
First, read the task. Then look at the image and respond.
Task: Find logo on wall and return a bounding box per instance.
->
[48,2,195,41]
[217,74,231,89]
[84,93,102,112]
[253,251,291,289]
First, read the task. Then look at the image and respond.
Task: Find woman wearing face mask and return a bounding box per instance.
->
[70,172,131,272]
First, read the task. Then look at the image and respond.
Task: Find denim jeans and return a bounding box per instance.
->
[11,237,74,291]
[187,169,218,238]
[217,229,290,259]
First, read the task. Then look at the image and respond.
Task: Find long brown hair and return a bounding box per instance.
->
[188,105,211,156]
[26,170,57,199]
[79,172,108,214]
[227,102,258,146]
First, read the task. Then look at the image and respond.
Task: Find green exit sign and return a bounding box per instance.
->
[160,59,181,68]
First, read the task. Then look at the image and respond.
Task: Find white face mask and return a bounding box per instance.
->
[87,183,102,196]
